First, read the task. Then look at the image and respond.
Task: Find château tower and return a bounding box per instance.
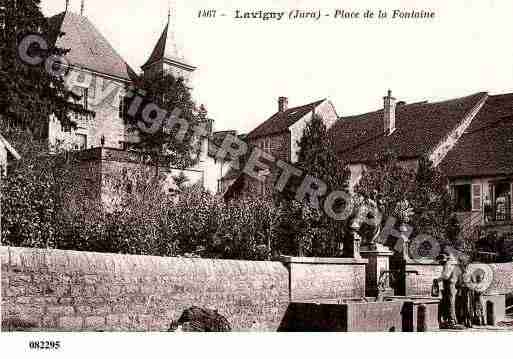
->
[141,6,196,82]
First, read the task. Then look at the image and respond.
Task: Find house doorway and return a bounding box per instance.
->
[453,184,472,212]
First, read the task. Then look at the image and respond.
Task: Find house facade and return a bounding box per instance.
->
[330,90,513,240]
[440,93,513,237]
[222,88,512,251]
[220,97,339,199]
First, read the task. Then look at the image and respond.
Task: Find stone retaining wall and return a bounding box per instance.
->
[1,247,366,332]
[1,246,288,331]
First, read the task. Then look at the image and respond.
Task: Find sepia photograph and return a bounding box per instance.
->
[0,0,512,355]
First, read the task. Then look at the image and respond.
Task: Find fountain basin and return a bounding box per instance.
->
[278,296,440,332]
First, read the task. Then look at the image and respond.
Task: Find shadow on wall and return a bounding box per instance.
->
[277,301,409,332]
[278,303,349,332]
[2,318,38,332]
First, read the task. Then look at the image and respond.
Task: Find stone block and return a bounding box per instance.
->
[95,284,109,296]
[76,305,93,315]
[46,306,75,316]
[31,274,52,283]
[91,305,110,316]
[151,317,172,332]
[59,316,83,331]
[106,314,120,328]
[58,297,74,306]
[84,316,106,331]
[16,296,32,305]
[109,285,122,297]
[6,285,25,297]
[111,304,129,313]
[71,284,95,297]
[130,304,146,313]
[83,275,99,285]
[88,297,105,305]
[31,296,59,305]
[2,314,40,331]
[49,284,71,297]
[14,304,44,316]
[41,315,57,329]
[10,274,32,285]
[124,284,138,294]
[118,314,131,330]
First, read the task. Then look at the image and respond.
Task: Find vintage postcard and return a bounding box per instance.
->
[0,0,512,355]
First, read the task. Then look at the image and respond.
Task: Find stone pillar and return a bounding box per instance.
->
[361,244,395,298]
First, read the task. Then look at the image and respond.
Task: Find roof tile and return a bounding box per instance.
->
[440,93,513,178]
[48,12,136,81]
[331,92,487,163]
[247,99,325,139]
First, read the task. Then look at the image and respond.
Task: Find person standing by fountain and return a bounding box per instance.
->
[458,257,475,328]
[472,270,487,326]
[437,253,464,329]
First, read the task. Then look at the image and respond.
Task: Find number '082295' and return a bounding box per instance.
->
[29,341,61,350]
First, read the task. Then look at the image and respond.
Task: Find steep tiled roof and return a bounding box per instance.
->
[331,92,487,163]
[247,99,325,139]
[47,12,136,81]
[440,93,513,178]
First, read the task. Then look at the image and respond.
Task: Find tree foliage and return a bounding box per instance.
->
[126,74,208,170]
[0,0,89,136]
[356,151,417,218]
[0,127,79,248]
[355,152,460,245]
[272,114,351,257]
[1,129,278,260]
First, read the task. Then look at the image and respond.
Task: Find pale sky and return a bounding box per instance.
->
[42,0,513,134]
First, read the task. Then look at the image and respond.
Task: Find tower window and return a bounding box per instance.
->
[0,5,5,31]
[82,88,88,110]
[74,134,87,151]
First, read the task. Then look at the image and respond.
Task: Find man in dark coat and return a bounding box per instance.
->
[169,307,231,332]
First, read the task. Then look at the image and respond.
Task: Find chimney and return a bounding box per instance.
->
[383,89,396,135]
[278,96,288,112]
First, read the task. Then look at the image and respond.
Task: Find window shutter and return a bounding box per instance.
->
[119,96,126,121]
[82,88,89,111]
[472,184,482,211]
[449,184,455,200]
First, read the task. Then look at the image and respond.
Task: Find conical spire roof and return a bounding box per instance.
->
[142,16,193,70]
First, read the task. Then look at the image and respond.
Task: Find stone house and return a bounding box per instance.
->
[330,90,513,238]
[221,97,339,199]
[40,9,219,207]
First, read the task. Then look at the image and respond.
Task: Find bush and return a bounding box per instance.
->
[55,188,279,260]
[2,128,340,260]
